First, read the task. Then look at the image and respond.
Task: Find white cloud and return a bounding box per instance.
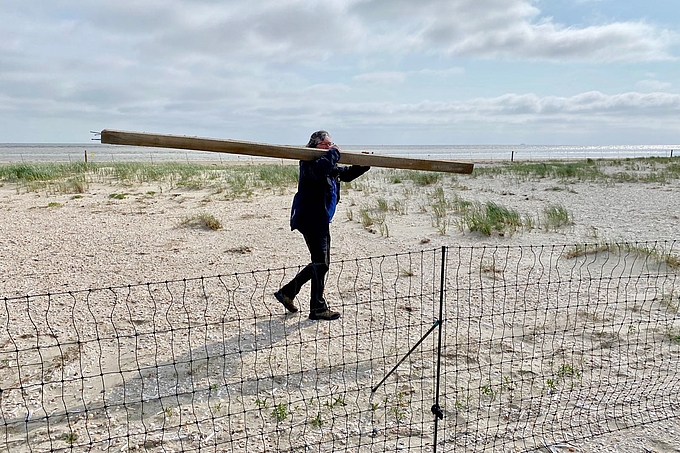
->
[635,79,673,91]
[0,0,679,143]
[349,0,678,62]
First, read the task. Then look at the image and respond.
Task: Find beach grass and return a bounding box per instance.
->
[473,156,680,184]
[0,162,300,195]
[460,201,527,236]
[566,242,680,270]
[2,157,679,193]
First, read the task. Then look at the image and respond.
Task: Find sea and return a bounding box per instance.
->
[0,143,677,164]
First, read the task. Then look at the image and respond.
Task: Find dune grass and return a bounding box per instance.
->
[542,204,573,231]
[566,242,680,270]
[473,157,680,184]
[460,201,528,236]
[0,162,300,195]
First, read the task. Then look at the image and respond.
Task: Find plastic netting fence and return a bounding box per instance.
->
[1,241,679,452]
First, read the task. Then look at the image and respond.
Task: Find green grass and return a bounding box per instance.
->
[542,204,573,231]
[566,242,680,270]
[473,157,680,184]
[180,213,223,230]
[0,162,301,196]
[271,403,289,422]
[461,201,526,236]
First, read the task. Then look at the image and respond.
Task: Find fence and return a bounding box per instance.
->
[1,241,679,452]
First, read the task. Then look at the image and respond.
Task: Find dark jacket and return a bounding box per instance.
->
[290,147,370,235]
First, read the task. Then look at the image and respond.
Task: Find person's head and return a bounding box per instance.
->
[306,130,332,149]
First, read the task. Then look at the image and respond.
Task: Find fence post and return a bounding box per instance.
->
[432,246,447,452]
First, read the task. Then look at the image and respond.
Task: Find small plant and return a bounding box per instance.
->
[47,201,62,208]
[545,379,558,392]
[180,212,223,230]
[310,413,323,428]
[109,192,128,200]
[324,396,347,409]
[389,392,409,421]
[428,187,451,235]
[359,208,373,228]
[556,364,580,379]
[462,201,525,236]
[271,403,289,422]
[255,398,268,409]
[400,268,415,277]
[480,385,496,400]
[164,407,173,418]
[391,199,408,215]
[404,170,441,186]
[664,326,680,343]
[542,204,573,231]
[63,432,78,445]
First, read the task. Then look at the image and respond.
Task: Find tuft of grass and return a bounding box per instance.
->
[542,204,573,231]
[63,432,78,445]
[271,403,289,422]
[461,201,525,236]
[181,213,223,230]
[402,170,441,186]
[358,202,390,236]
[310,413,323,428]
[359,208,373,228]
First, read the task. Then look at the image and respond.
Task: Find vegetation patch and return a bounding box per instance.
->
[180,213,223,231]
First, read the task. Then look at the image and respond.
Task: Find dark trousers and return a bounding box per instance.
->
[280,232,330,313]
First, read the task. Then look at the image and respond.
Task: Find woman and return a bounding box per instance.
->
[274,131,370,320]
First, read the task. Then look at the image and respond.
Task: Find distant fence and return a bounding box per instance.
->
[1,242,679,452]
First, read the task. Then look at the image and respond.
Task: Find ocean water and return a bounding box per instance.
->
[0,143,677,164]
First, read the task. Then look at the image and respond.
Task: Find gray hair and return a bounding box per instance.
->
[306,130,330,148]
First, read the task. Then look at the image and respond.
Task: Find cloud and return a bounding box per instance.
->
[309,91,680,128]
[349,0,678,62]
[0,0,679,143]
[635,79,673,91]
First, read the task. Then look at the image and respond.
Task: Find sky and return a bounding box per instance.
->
[1,0,679,145]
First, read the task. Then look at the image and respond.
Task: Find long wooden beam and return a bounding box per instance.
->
[100,129,474,174]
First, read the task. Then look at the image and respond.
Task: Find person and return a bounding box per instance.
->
[274,131,370,320]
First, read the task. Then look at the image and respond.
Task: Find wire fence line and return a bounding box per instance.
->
[1,241,679,452]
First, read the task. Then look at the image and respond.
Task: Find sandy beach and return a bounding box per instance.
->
[1,159,678,297]
[1,158,679,452]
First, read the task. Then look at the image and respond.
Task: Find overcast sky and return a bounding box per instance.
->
[1,0,679,145]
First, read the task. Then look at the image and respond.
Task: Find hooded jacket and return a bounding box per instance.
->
[290,147,370,235]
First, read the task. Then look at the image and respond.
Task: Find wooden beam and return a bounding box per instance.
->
[100,129,474,174]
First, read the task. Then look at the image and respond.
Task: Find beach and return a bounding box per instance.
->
[1,159,678,297]
[1,159,679,452]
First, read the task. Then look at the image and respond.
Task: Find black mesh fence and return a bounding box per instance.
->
[1,241,679,452]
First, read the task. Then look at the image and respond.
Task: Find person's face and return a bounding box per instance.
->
[316,135,333,149]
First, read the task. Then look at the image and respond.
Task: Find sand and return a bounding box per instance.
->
[1,161,679,452]
[1,162,678,297]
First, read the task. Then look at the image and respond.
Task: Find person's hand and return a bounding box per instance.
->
[316,136,334,150]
